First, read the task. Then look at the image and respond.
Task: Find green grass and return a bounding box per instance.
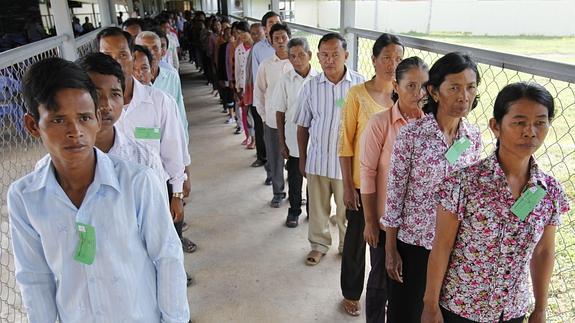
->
[293,29,575,321]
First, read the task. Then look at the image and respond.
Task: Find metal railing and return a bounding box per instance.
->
[231,14,575,321]
[0,30,101,322]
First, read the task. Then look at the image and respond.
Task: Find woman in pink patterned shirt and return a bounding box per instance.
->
[422,82,571,323]
[382,52,483,322]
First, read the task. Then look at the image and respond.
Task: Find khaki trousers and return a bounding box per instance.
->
[307,174,347,254]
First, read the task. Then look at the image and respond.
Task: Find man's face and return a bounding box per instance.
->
[99,35,133,79]
[24,89,100,164]
[133,51,152,85]
[317,38,348,75]
[135,36,162,66]
[160,22,170,35]
[123,25,142,38]
[265,15,281,35]
[88,72,124,131]
[288,45,312,74]
[271,30,289,55]
[250,26,265,42]
[160,38,168,58]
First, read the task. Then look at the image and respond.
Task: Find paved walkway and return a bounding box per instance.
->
[179,62,368,323]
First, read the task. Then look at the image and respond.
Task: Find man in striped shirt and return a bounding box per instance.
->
[294,33,366,266]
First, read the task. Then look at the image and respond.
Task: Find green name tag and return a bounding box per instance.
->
[336,98,345,108]
[511,186,546,221]
[134,127,161,140]
[445,137,471,164]
[74,223,96,265]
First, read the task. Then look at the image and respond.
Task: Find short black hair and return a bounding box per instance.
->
[22,57,98,121]
[261,11,280,26]
[318,32,347,51]
[122,18,142,29]
[97,27,132,49]
[494,82,555,123]
[423,52,481,115]
[373,33,404,57]
[236,21,250,33]
[156,16,170,26]
[132,45,154,67]
[269,23,291,43]
[76,53,126,92]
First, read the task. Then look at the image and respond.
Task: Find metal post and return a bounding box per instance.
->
[51,0,77,61]
[98,0,112,26]
[137,0,144,17]
[270,0,279,12]
[340,0,357,71]
[127,0,135,16]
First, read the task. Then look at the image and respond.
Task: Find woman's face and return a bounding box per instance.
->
[394,67,429,111]
[490,98,550,158]
[430,68,478,119]
[372,44,403,81]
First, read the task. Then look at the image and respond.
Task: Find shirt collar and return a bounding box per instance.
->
[289,67,318,81]
[23,148,121,194]
[487,151,548,191]
[318,66,352,85]
[129,77,154,109]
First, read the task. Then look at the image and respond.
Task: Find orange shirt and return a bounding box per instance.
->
[359,102,423,218]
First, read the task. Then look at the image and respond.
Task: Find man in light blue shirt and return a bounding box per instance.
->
[8,57,189,323]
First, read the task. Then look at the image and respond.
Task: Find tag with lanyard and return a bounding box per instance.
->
[74,223,96,265]
[511,185,546,221]
[134,127,161,140]
[336,98,345,109]
[445,137,471,164]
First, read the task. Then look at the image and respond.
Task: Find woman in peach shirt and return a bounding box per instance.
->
[359,57,429,322]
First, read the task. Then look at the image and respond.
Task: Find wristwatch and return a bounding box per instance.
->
[172,192,184,200]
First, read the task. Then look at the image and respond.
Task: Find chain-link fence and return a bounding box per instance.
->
[280,21,575,321]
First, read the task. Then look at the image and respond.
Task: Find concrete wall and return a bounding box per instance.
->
[290,0,575,36]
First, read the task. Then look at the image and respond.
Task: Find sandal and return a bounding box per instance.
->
[181,237,197,253]
[342,298,361,316]
[305,250,324,266]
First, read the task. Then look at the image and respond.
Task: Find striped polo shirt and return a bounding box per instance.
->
[294,67,365,180]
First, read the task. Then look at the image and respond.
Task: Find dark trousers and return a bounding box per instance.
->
[366,229,388,323]
[387,240,430,323]
[286,156,307,216]
[263,125,284,195]
[340,189,366,301]
[250,105,266,163]
[167,182,183,238]
[441,307,525,323]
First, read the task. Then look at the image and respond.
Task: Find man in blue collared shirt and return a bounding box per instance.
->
[8,57,189,323]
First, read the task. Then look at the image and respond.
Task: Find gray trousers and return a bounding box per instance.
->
[263,125,285,196]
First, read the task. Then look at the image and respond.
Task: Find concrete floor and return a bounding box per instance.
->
[179,62,368,323]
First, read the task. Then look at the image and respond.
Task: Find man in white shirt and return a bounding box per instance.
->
[97,27,196,256]
[253,23,293,208]
[294,33,365,266]
[272,37,318,228]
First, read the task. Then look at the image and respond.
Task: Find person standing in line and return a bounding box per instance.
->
[243,22,266,150]
[382,52,483,322]
[234,21,255,146]
[294,32,365,266]
[10,57,189,322]
[98,28,196,261]
[360,57,429,322]
[254,23,293,208]
[422,82,570,323]
[273,37,318,227]
[249,11,281,175]
[338,33,404,317]
[132,45,154,85]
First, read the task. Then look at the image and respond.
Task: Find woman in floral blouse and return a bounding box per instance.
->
[382,52,483,322]
[422,82,570,323]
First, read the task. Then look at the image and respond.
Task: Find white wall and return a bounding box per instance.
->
[291,0,575,36]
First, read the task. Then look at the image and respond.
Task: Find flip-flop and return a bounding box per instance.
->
[181,237,197,253]
[305,250,325,266]
[342,298,361,316]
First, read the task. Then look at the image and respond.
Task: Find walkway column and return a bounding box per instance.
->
[270,0,280,12]
[340,0,357,71]
[51,0,77,61]
[127,0,135,16]
[98,0,113,26]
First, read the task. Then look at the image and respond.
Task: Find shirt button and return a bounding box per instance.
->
[505,270,511,275]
